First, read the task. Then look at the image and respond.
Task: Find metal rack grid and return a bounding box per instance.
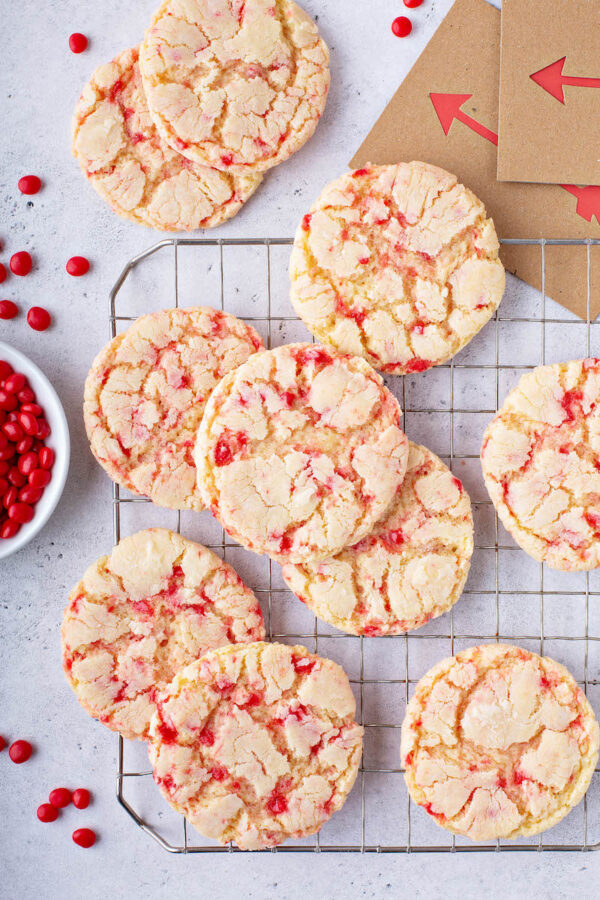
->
[109,236,600,853]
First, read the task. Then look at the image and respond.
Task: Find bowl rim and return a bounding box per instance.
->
[0,341,70,559]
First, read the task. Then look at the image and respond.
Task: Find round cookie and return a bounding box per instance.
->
[281,443,473,636]
[194,342,409,564]
[148,641,363,849]
[84,307,263,511]
[482,358,600,570]
[72,46,261,230]
[290,161,506,375]
[401,644,599,841]
[61,529,265,741]
[139,0,330,175]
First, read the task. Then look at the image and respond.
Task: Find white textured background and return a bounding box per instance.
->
[2,0,599,896]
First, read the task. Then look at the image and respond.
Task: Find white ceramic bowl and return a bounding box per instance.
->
[0,341,70,558]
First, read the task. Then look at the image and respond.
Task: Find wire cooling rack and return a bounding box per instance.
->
[109,236,600,853]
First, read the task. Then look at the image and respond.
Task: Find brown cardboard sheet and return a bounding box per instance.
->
[498,0,600,185]
[350,0,600,320]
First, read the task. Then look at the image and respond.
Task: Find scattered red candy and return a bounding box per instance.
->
[391,16,412,36]
[9,739,33,763]
[27,306,51,332]
[0,300,18,320]
[66,256,90,277]
[404,0,423,7]
[72,788,91,810]
[69,33,88,54]
[49,787,72,809]
[10,252,32,277]
[72,828,96,848]
[37,803,59,823]
[18,176,42,196]
[0,264,6,284]
[0,736,5,752]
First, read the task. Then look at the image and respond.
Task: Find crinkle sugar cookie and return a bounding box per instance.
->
[282,443,473,635]
[401,644,599,841]
[140,0,330,175]
[290,162,505,374]
[482,358,600,570]
[194,342,409,563]
[62,529,265,741]
[84,307,263,511]
[72,46,261,230]
[148,641,363,849]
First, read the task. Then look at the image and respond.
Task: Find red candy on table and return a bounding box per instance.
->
[72,788,91,809]
[18,176,42,196]
[0,264,6,284]
[66,256,90,276]
[0,735,5,751]
[72,828,96,848]
[0,300,18,320]
[8,739,32,763]
[69,33,88,54]
[391,16,412,36]
[10,252,32,277]
[27,306,51,331]
[49,787,72,809]
[404,0,423,7]
[37,803,59,823]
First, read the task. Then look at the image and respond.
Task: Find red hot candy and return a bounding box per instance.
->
[66,256,90,276]
[72,788,91,809]
[18,176,42,196]
[8,739,33,763]
[37,803,59,823]
[0,264,6,284]
[0,300,18,320]
[69,33,88,54]
[10,252,32,277]
[404,0,423,7]
[27,307,51,332]
[49,787,72,808]
[72,828,96,848]
[391,16,412,37]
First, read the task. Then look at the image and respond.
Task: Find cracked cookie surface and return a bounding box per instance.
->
[482,359,600,570]
[139,0,330,175]
[61,528,265,741]
[282,443,473,636]
[84,306,263,511]
[148,641,363,849]
[194,342,409,563]
[401,644,599,841]
[72,46,261,230]
[290,162,505,374]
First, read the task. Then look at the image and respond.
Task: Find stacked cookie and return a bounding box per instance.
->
[72,0,330,230]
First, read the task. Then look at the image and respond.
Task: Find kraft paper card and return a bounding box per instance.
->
[350,0,600,320]
[498,0,600,185]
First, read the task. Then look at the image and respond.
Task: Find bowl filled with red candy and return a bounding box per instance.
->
[0,342,69,558]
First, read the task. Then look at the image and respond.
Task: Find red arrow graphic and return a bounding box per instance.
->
[429,92,600,225]
[560,185,600,225]
[531,57,600,104]
[429,93,499,145]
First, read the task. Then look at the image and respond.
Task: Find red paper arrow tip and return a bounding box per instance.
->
[560,184,600,225]
[530,57,567,103]
[429,93,473,134]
